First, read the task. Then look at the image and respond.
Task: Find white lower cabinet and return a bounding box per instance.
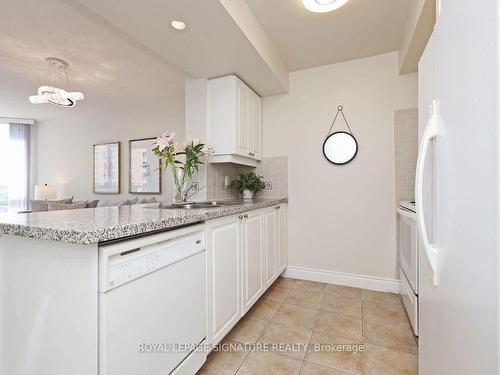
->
[206,204,287,345]
[264,208,277,288]
[277,204,287,272]
[242,210,264,312]
[206,215,242,345]
[264,204,287,287]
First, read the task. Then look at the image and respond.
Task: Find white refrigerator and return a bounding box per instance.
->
[417,0,498,374]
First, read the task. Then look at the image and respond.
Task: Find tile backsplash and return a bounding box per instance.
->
[206,163,243,200]
[254,156,288,199]
[205,156,288,200]
[394,108,418,203]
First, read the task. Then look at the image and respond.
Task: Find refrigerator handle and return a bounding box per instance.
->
[416,99,441,287]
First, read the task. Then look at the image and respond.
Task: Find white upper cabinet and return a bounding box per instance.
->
[208,75,263,166]
[250,90,263,160]
[236,81,250,155]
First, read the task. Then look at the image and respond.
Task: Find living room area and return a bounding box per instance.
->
[0,0,190,214]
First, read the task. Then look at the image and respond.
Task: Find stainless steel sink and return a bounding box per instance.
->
[145,201,242,210]
[196,201,241,208]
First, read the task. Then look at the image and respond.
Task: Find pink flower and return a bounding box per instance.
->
[186,134,200,146]
[154,131,176,151]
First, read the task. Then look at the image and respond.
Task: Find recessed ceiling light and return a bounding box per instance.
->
[170,19,187,30]
[303,0,349,13]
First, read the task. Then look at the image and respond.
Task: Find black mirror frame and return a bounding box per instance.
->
[322,131,359,165]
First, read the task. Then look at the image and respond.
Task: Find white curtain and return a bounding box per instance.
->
[7,123,30,212]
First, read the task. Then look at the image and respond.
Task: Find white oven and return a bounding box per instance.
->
[397,201,419,335]
[397,204,418,292]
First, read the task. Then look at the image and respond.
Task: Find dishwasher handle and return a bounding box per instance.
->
[120,248,141,256]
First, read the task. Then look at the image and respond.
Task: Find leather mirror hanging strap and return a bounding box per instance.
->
[326,105,355,137]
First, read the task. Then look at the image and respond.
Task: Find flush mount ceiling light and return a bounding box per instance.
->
[29,58,84,107]
[170,18,187,30]
[303,0,349,13]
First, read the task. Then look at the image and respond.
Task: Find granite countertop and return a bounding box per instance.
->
[0,198,288,245]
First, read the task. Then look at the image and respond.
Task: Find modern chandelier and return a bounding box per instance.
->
[29,57,84,107]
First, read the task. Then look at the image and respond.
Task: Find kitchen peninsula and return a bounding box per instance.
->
[0,198,288,375]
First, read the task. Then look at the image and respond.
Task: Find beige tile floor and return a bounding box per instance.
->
[198,277,418,375]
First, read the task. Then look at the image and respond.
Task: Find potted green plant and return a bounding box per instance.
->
[228,171,266,201]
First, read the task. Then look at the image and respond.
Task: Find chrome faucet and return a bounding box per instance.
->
[182,184,210,202]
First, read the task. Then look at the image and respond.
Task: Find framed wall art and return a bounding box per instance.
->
[129,138,161,194]
[93,142,121,194]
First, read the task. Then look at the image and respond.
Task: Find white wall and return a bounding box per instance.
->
[263,52,417,281]
[36,83,185,202]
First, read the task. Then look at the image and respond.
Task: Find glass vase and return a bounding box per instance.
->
[171,166,192,204]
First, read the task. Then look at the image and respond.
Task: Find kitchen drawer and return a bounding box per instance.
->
[400,267,419,336]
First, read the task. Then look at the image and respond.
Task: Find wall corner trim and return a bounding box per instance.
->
[282,266,400,293]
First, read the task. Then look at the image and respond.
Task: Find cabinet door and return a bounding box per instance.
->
[264,209,277,287]
[236,81,250,156]
[247,90,255,158]
[242,211,264,312]
[206,215,241,345]
[277,204,287,272]
[252,94,263,160]
[208,76,263,162]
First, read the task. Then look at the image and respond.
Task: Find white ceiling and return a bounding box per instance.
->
[76,0,289,96]
[0,0,185,121]
[245,0,413,71]
[0,0,417,117]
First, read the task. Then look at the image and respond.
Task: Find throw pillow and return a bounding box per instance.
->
[119,197,139,206]
[30,196,74,212]
[47,201,87,211]
[139,197,158,204]
[86,200,99,208]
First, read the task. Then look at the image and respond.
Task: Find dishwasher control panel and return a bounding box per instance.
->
[108,252,160,288]
[99,226,205,292]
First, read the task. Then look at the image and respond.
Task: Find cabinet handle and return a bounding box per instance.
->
[244,214,248,219]
[248,152,255,157]
[238,215,243,220]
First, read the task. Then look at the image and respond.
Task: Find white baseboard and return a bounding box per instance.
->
[282,266,400,293]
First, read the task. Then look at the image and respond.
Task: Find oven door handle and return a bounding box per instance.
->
[416,99,441,286]
[396,207,416,220]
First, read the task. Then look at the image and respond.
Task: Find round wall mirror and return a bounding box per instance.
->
[323,131,358,165]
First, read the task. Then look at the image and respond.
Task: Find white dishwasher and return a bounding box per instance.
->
[98,224,207,375]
